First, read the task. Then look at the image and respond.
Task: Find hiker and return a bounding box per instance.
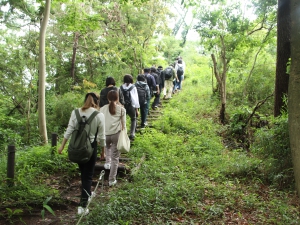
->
[58,92,105,216]
[120,74,140,141]
[178,56,186,88]
[163,65,176,99]
[99,77,125,107]
[143,67,156,98]
[175,59,185,91]
[135,74,151,128]
[150,67,161,110]
[99,90,126,187]
[143,68,156,116]
[157,65,165,106]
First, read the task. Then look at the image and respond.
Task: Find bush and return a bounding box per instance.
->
[251,113,293,188]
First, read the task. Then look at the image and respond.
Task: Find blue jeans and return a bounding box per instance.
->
[78,142,97,208]
[176,75,183,90]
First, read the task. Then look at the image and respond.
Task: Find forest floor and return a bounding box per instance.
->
[0,166,117,225]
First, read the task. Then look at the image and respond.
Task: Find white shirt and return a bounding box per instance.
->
[121,83,140,108]
[100,105,126,136]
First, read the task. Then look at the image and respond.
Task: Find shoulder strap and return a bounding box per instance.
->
[128,85,135,91]
[86,110,99,124]
[120,107,125,130]
[120,85,124,92]
[74,109,81,123]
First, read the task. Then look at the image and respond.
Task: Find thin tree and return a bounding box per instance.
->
[274,0,290,117]
[38,0,51,144]
[289,0,300,195]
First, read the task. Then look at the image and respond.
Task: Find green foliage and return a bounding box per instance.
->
[82,61,299,224]
[41,196,55,220]
[251,113,293,188]
[46,92,83,133]
[0,145,77,209]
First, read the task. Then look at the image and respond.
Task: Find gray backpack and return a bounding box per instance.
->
[68,109,99,164]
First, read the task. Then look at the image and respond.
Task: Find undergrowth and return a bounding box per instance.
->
[0,64,298,224]
[82,72,299,224]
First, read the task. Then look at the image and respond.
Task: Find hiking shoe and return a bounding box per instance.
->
[129,135,135,141]
[104,163,111,170]
[109,180,117,187]
[78,206,89,216]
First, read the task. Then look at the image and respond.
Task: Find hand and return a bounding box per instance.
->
[58,146,64,154]
[136,110,139,117]
[100,151,105,161]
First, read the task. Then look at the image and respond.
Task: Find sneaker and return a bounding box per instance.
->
[104,163,111,170]
[78,206,89,216]
[144,122,148,126]
[140,125,145,129]
[109,180,117,187]
[129,135,135,141]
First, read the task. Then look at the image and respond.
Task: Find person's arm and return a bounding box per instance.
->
[58,138,68,154]
[97,113,106,148]
[58,110,76,154]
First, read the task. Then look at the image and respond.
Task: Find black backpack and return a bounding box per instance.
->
[164,67,173,80]
[68,109,99,164]
[177,65,184,76]
[120,85,134,110]
[136,83,147,104]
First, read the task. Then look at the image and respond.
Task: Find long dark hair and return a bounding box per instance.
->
[107,90,119,115]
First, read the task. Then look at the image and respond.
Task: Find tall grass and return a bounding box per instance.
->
[83,60,299,224]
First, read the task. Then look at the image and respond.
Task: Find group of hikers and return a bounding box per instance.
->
[57,56,186,216]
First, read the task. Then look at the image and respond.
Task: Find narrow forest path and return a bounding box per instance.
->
[2,95,174,225]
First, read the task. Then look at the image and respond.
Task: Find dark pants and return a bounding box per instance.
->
[140,102,148,126]
[152,91,161,108]
[78,141,97,208]
[126,104,136,137]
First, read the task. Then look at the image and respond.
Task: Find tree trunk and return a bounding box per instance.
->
[38,0,51,145]
[274,0,291,117]
[289,0,300,195]
[70,32,79,82]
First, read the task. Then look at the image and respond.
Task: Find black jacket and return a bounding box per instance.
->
[99,86,125,107]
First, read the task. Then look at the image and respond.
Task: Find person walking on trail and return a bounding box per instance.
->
[58,92,105,216]
[143,68,156,116]
[178,56,186,88]
[175,59,185,91]
[99,77,125,107]
[163,65,176,99]
[150,67,161,110]
[120,74,140,141]
[135,74,150,128]
[100,90,126,187]
[157,65,165,105]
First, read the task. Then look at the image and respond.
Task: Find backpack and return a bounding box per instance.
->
[68,109,99,164]
[120,85,134,110]
[136,83,147,104]
[177,65,184,76]
[164,67,173,80]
